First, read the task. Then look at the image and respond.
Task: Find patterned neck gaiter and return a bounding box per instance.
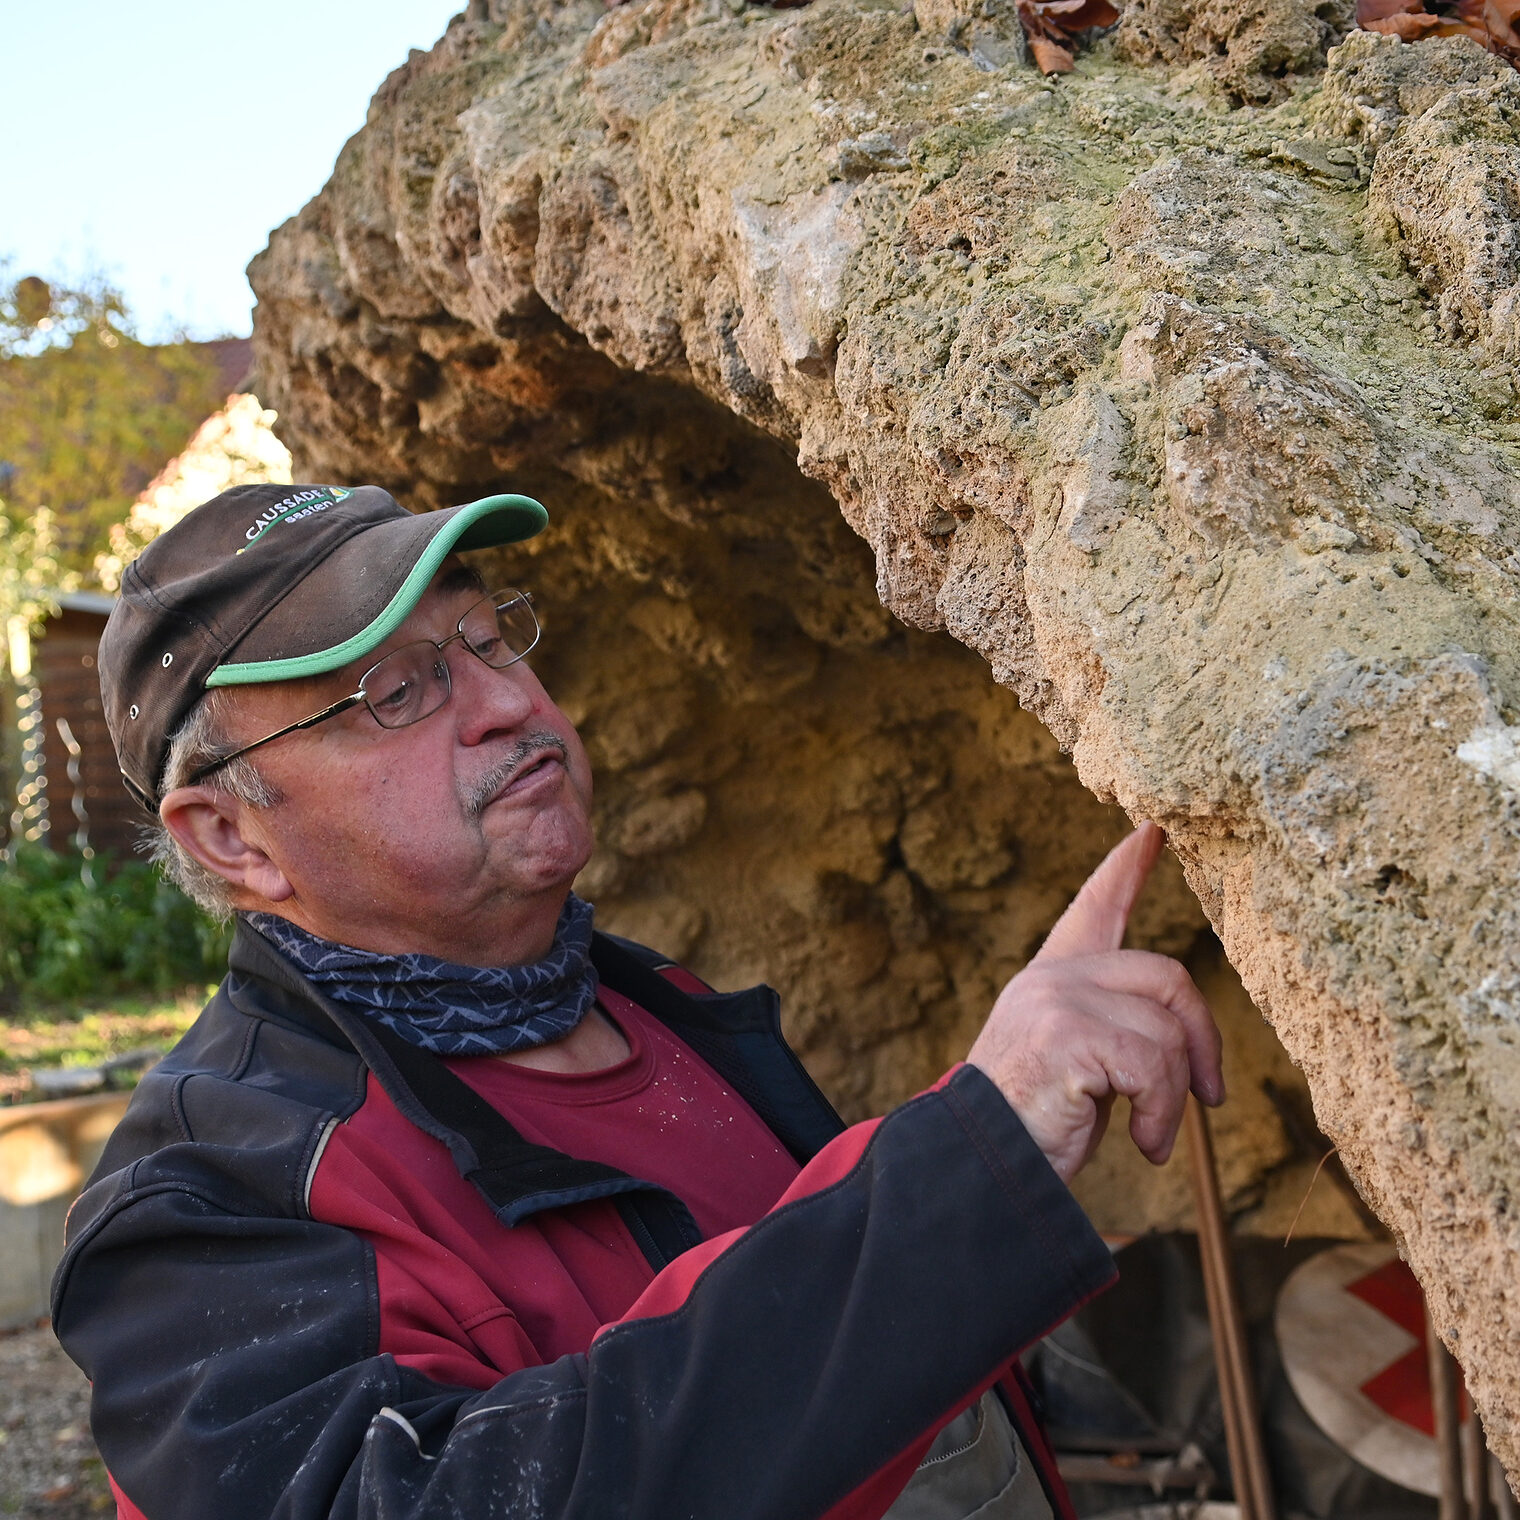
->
[243,894,599,1056]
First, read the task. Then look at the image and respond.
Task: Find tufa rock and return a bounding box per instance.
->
[1115,0,1355,103]
[250,0,1520,1476]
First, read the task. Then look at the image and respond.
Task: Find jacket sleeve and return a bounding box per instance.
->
[52,1065,1114,1520]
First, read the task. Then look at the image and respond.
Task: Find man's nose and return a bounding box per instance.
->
[447,643,539,743]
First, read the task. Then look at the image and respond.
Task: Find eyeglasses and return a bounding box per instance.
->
[186,588,540,787]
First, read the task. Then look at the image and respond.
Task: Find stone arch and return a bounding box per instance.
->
[249,0,1520,1469]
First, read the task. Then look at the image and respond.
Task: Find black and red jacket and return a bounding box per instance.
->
[52,920,1116,1520]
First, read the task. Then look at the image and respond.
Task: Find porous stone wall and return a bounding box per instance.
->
[249,0,1520,1470]
[521,462,1196,1126]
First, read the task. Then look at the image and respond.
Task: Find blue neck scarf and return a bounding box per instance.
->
[243,895,599,1056]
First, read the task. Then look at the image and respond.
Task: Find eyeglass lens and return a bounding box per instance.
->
[359,590,539,730]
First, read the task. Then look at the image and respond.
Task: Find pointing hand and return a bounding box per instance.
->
[966,822,1225,1183]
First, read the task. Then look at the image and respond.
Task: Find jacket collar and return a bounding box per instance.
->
[224,919,842,1245]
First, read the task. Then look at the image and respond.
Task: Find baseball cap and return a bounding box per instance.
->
[98,483,549,811]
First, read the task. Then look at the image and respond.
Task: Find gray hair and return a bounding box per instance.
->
[146,688,284,919]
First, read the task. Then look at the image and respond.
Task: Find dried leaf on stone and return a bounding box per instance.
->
[1427,16,1497,39]
[1355,0,1520,63]
[1017,0,1119,72]
[1363,11,1444,33]
[1028,32,1077,69]
[1485,0,1520,46]
[1452,0,1486,22]
[1357,0,1428,19]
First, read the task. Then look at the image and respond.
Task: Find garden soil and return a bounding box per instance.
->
[0,1323,109,1517]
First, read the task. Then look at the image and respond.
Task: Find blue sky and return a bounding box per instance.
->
[3,1,468,341]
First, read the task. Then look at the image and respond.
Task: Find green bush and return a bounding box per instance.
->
[0,847,230,1008]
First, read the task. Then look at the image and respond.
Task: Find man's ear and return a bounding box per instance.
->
[159,787,295,907]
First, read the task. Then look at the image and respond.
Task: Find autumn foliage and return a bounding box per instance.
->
[1012,0,1519,71]
[0,274,230,572]
[1355,0,1520,65]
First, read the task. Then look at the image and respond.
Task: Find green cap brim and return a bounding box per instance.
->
[205,493,547,687]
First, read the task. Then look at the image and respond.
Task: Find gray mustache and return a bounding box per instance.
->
[466,733,569,817]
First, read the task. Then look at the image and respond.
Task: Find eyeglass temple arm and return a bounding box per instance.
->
[184,691,367,786]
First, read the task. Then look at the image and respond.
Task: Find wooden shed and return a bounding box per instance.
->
[9,591,140,866]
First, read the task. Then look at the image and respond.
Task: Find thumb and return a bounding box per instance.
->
[1036,821,1165,961]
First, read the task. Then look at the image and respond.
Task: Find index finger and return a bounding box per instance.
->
[1036,821,1165,962]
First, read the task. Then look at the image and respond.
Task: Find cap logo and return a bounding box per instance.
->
[237,487,353,553]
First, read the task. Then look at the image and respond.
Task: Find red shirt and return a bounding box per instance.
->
[308,985,801,1387]
[449,985,802,1240]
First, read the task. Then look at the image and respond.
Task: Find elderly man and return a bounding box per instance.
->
[53,483,1223,1520]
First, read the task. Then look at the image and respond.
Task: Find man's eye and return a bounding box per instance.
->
[472,633,504,659]
[371,677,416,714]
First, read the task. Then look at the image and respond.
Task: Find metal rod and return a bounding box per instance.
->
[1426,1301,1468,1520]
[1466,1415,1496,1520]
[1184,1096,1276,1520]
[1493,1455,1518,1520]
[1054,1451,1214,1491]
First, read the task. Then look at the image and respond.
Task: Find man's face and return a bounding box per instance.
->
[220,566,595,964]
